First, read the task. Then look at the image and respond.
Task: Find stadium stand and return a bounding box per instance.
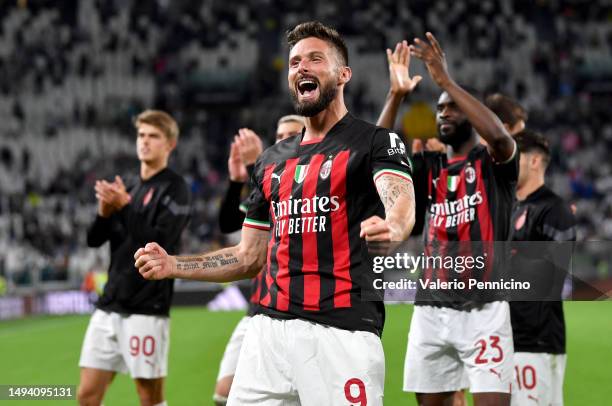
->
[0,0,611,299]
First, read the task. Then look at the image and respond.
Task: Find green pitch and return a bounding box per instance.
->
[0,302,610,405]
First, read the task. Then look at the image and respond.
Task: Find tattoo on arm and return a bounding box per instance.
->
[172,228,268,282]
[375,174,416,240]
[375,174,414,214]
[176,253,239,271]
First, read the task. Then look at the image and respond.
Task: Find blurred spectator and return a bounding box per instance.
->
[0,0,611,290]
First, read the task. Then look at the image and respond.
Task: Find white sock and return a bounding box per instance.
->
[213,393,228,405]
[153,402,167,406]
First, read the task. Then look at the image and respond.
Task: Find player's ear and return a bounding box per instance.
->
[529,153,539,169]
[535,153,546,169]
[167,138,177,152]
[339,65,352,85]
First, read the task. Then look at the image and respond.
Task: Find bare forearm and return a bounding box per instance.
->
[387,194,415,240]
[376,175,416,240]
[173,244,265,282]
[376,91,404,129]
[442,81,514,159]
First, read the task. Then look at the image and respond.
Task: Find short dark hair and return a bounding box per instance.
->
[286,21,349,66]
[439,84,480,103]
[515,129,550,165]
[485,93,527,127]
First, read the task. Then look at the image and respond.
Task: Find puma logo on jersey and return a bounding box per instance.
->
[527,395,539,403]
[271,173,282,182]
[489,368,501,380]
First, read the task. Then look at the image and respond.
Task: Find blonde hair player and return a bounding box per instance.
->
[78,110,192,406]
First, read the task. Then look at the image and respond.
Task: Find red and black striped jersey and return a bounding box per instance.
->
[412,143,518,308]
[243,113,412,335]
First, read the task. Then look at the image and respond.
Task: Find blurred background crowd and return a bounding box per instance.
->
[0,0,611,296]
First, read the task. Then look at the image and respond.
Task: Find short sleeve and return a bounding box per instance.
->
[410,152,433,235]
[243,158,272,231]
[541,201,577,242]
[370,128,413,184]
[491,139,519,182]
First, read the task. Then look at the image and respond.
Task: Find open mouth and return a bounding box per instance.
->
[297,78,319,100]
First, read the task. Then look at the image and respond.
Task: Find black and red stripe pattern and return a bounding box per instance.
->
[413,144,518,307]
[243,114,412,335]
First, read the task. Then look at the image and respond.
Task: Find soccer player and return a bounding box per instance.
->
[214,116,304,405]
[484,93,527,137]
[78,110,192,406]
[509,129,576,406]
[377,34,518,405]
[461,93,527,406]
[218,117,304,233]
[135,21,416,405]
[408,92,527,157]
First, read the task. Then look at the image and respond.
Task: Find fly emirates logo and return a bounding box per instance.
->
[271,195,340,236]
[429,191,483,228]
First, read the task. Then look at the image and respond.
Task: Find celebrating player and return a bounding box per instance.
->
[135,21,415,405]
[407,32,517,406]
[78,110,192,406]
[377,33,518,405]
[214,116,304,405]
[509,129,576,405]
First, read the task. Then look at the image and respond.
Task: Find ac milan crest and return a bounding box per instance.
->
[515,208,527,230]
[320,158,332,180]
[465,167,476,184]
[143,187,155,206]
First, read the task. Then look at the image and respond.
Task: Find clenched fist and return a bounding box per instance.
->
[134,242,176,280]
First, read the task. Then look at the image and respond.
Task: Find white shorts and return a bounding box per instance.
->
[228,314,385,406]
[79,309,170,379]
[404,302,514,393]
[511,352,566,406]
[217,315,251,381]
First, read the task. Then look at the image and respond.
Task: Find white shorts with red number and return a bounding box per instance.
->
[79,309,170,379]
[511,352,566,406]
[404,301,514,393]
[217,315,251,381]
[227,314,384,406]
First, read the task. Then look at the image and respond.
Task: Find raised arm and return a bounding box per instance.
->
[219,142,248,233]
[410,32,515,162]
[376,41,422,129]
[86,179,127,247]
[134,225,269,282]
[219,129,264,233]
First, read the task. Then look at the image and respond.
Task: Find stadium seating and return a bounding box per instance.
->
[0,0,611,294]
